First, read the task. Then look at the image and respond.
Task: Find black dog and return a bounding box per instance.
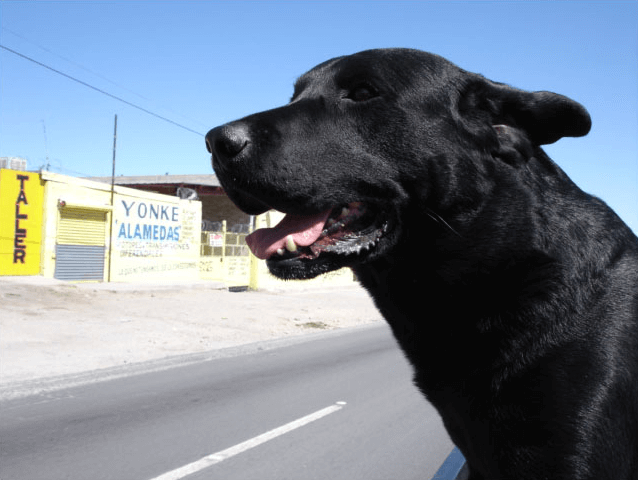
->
[206,49,638,479]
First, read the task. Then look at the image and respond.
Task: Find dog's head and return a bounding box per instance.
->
[206,48,591,280]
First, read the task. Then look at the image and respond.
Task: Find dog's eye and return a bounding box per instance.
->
[346,85,378,102]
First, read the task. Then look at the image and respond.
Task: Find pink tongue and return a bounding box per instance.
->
[246,209,332,260]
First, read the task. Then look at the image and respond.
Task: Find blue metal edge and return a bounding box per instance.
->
[431,447,468,480]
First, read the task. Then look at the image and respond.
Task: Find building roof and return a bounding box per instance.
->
[87,174,221,187]
[86,174,224,197]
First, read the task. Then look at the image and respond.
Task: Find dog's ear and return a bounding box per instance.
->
[492,124,534,166]
[461,79,592,146]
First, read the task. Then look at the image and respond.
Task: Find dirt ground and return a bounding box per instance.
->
[0,276,382,385]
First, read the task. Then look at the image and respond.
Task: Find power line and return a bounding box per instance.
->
[0,44,205,137]
[2,27,153,103]
[1,28,210,130]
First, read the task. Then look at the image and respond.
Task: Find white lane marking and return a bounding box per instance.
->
[149,401,347,480]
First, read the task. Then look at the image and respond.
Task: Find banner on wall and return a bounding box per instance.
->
[0,169,44,275]
[111,195,201,280]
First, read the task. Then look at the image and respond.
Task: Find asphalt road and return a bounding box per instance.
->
[1,324,456,480]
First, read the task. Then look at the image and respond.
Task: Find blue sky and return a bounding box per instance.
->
[1,1,636,233]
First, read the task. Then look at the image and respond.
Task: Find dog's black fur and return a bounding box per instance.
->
[206,49,638,479]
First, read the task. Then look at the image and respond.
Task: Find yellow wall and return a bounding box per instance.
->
[199,224,251,286]
[0,169,44,275]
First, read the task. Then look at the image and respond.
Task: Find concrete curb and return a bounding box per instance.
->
[0,323,384,401]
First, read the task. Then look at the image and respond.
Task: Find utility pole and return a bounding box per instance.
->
[111,114,117,201]
[107,114,117,282]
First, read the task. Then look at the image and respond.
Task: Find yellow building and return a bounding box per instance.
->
[1,169,356,289]
[1,170,201,282]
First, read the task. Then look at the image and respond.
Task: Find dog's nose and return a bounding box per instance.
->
[205,123,251,164]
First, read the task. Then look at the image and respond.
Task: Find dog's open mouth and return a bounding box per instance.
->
[245,202,389,263]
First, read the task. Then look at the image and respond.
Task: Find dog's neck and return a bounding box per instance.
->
[353,159,637,380]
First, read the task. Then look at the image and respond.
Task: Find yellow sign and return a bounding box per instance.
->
[0,169,44,275]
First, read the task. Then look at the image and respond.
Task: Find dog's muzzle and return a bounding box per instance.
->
[205,123,275,215]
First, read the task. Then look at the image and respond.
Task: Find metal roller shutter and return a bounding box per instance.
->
[58,208,107,245]
[54,244,105,281]
[55,207,108,281]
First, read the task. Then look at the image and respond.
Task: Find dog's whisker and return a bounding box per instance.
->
[426,208,462,238]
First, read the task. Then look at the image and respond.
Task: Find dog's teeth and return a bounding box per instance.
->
[285,235,297,252]
[277,248,285,256]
